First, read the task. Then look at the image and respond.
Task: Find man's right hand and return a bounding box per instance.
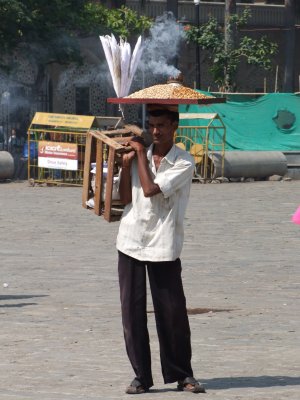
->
[122,150,136,168]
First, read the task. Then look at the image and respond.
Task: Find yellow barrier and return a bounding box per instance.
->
[176,112,226,181]
[27,113,121,186]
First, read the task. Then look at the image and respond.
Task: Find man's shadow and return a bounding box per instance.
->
[202,375,300,390]
[149,375,300,393]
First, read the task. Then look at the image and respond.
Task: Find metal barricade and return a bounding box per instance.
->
[176,112,226,181]
[27,113,122,186]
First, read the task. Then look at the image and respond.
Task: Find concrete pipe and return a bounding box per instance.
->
[0,151,14,180]
[210,151,288,179]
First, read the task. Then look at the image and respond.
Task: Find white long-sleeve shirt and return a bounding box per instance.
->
[116,144,194,262]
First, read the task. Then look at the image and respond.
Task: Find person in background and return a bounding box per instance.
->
[8,128,24,179]
[116,105,205,394]
[0,126,4,150]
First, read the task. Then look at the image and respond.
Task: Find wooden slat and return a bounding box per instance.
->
[105,125,142,136]
[94,140,104,216]
[105,129,132,136]
[124,124,143,136]
[82,133,93,208]
[103,147,115,222]
[89,130,125,150]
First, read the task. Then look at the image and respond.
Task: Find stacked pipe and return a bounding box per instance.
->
[0,151,14,180]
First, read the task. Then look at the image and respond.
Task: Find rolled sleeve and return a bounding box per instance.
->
[154,158,194,198]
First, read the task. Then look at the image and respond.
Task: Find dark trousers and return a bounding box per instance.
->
[118,251,193,389]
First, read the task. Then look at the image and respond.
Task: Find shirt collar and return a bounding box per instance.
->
[147,144,177,166]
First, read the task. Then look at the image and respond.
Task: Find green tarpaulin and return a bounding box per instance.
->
[179,93,300,151]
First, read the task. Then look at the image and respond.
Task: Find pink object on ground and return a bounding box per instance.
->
[291,206,300,224]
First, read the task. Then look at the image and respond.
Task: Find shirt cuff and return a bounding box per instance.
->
[154,175,173,198]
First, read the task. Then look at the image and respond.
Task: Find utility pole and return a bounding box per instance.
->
[283,0,295,92]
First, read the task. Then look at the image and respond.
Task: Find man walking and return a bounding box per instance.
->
[117,105,205,394]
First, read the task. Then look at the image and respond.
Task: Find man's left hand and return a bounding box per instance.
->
[128,136,146,153]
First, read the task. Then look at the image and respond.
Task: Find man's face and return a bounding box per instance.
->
[148,115,178,146]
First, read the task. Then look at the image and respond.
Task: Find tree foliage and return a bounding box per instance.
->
[0,0,152,85]
[79,3,152,38]
[184,9,278,91]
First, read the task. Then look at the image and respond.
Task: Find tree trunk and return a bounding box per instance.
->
[224,0,237,91]
[283,0,295,92]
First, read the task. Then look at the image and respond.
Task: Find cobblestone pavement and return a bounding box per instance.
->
[0,180,299,400]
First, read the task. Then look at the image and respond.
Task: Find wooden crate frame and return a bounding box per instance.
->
[82,126,141,222]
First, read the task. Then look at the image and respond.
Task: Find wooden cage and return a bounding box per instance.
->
[82,125,142,222]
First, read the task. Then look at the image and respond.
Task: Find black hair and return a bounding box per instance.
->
[148,109,179,124]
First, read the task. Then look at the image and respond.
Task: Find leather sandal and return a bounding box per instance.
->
[177,377,206,393]
[126,378,149,394]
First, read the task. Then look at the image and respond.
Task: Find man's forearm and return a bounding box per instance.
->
[119,166,132,204]
[136,149,161,198]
